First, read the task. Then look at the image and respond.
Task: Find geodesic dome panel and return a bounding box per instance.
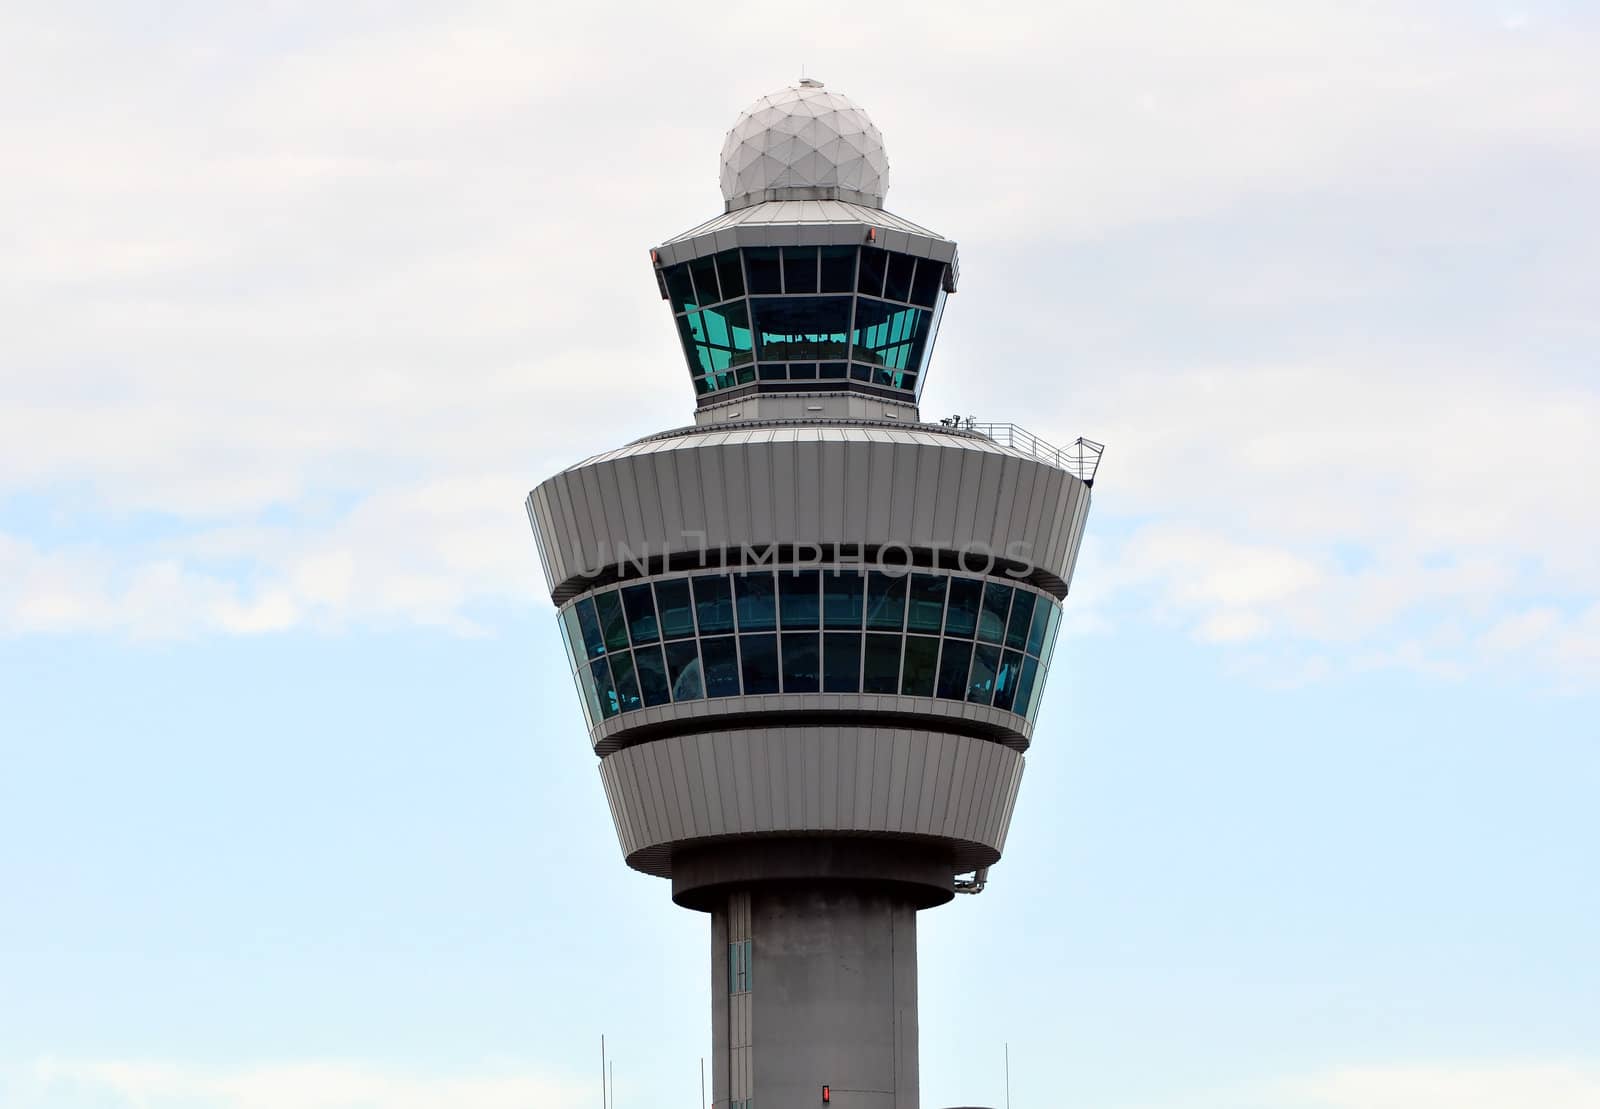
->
[719,80,890,209]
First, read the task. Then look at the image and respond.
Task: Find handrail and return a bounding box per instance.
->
[937,417,1105,485]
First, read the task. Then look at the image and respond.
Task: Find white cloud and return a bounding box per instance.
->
[18,1058,590,1109]
[0,3,1594,687]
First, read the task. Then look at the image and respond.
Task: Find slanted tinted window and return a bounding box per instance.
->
[781,633,820,693]
[575,597,606,658]
[694,575,735,633]
[862,634,902,694]
[851,298,929,382]
[701,636,740,697]
[820,245,857,292]
[689,254,720,306]
[734,572,776,631]
[595,592,630,652]
[857,246,888,296]
[1014,655,1039,717]
[664,263,695,311]
[715,249,745,300]
[977,582,1011,644]
[865,571,906,630]
[907,574,947,633]
[610,650,642,712]
[574,656,603,725]
[783,247,817,293]
[967,643,1001,704]
[665,640,703,701]
[823,633,861,692]
[910,259,944,307]
[1005,591,1037,651]
[901,636,940,696]
[654,579,695,639]
[744,247,782,294]
[621,583,659,644]
[740,633,779,694]
[779,571,820,628]
[752,297,851,362]
[634,645,671,706]
[885,252,916,303]
[591,658,619,718]
[822,571,863,629]
[936,639,972,700]
[1026,598,1052,655]
[993,650,1024,712]
[944,578,981,637]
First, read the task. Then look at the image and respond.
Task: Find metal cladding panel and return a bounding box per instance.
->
[528,426,1091,597]
[599,728,1023,877]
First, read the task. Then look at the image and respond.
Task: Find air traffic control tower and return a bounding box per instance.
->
[527,80,1099,1109]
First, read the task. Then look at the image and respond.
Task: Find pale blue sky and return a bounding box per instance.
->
[2,3,1597,1108]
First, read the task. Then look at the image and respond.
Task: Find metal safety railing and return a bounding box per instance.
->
[937,417,1105,486]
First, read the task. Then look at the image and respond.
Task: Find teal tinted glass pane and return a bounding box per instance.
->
[734,572,776,631]
[936,639,973,700]
[978,582,1011,643]
[823,571,864,629]
[654,579,695,639]
[716,249,744,299]
[781,632,820,693]
[610,650,642,712]
[693,575,735,633]
[689,254,720,305]
[783,247,817,293]
[850,298,929,385]
[664,640,703,701]
[885,252,916,302]
[823,633,861,692]
[910,259,944,307]
[1014,655,1040,720]
[944,578,981,637]
[759,363,788,380]
[595,591,630,652]
[634,644,671,707]
[1041,604,1063,665]
[862,633,902,693]
[558,606,582,670]
[574,657,602,727]
[575,597,606,658]
[701,636,740,697]
[692,374,712,395]
[993,650,1024,712]
[744,246,782,294]
[779,570,820,628]
[865,571,906,630]
[967,643,1001,704]
[739,633,779,694]
[857,246,888,295]
[752,296,851,361]
[1005,591,1037,651]
[621,583,659,644]
[820,245,857,292]
[901,636,939,696]
[906,574,947,633]
[590,659,619,719]
[1026,597,1052,656]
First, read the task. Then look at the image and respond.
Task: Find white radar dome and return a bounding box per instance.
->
[719,79,890,211]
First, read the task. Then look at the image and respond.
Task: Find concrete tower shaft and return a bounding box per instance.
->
[526,81,1097,1109]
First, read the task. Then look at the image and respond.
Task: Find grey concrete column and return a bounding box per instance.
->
[722,885,919,1109]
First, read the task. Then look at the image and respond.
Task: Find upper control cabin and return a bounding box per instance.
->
[650,80,960,408]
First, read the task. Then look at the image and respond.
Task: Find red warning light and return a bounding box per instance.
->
[822,1085,830,1103]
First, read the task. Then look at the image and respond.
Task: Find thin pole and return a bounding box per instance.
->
[700,1057,706,1109]
[1005,1042,1011,1109]
[601,1035,607,1109]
